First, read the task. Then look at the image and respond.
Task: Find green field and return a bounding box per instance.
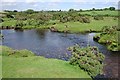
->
[52,17,117,33]
[79,10,118,16]
[1,46,91,78]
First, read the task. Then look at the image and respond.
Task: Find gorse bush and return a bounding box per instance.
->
[68,45,105,77]
[101,26,117,34]
[94,26,119,51]
[94,16,104,20]
[81,17,90,23]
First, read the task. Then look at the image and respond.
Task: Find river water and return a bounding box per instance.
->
[1,29,120,78]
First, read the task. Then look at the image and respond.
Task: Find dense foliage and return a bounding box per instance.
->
[94,16,104,20]
[94,26,120,51]
[68,45,105,77]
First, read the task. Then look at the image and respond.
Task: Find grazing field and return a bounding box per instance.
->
[79,10,118,16]
[1,46,91,78]
[52,17,118,33]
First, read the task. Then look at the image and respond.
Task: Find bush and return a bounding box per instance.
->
[108,42,119,51]
[68,45,105,77]
[60,16,69,23]
[0,18,4,23]
[81,17,90,23]
[1,46,35,57]
[101,26,117,34]
[94,16,104,20]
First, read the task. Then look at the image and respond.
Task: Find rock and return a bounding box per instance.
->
[50,26,58,32]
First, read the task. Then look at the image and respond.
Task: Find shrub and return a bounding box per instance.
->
[15,21,24,27]
[68,45,105,77]
[108,42,119,51]
[94,16,104,20]
[1,46,35,57]
[60,16,69,23]
[81,17,90,23]
[101,26,117,34]
[0,18,4,23]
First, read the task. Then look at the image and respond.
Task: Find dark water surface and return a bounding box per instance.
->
[1,29,120,78]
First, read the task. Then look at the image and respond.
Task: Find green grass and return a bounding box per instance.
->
[1,46,91,78]
[79,10,118,16]
[2,56,91,78]
[0,19,17,27]
[52,17,117,33]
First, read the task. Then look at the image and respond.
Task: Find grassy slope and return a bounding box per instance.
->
[52,17,117,33]
[2,56,91,78]
[1,46,91,78]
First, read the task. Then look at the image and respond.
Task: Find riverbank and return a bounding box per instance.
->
[48,17,117,33]
[1,46,91,78]
[93,31,120,51]
[0,17,117,33]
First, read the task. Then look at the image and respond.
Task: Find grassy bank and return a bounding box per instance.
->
[93,31,120,51]
[1,46,91,78]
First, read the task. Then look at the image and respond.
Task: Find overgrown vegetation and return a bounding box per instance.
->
[94,16,104,20]
[68,45,105,77]
[93,26,120,51]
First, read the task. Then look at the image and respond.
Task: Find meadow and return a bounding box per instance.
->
[79,10,118,16]
[52,17,118,33]
[1,46,91,78]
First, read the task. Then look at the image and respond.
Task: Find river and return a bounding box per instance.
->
[1,29,120,78]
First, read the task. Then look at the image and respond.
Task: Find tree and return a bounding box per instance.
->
[79,9,83,12]
[103,8,109,10]
[59,10,62,12]
[13,10,18,12]
[69,9,75,12]
[109,7,115,11]
[92,8,95,11]
[25,9,34,14]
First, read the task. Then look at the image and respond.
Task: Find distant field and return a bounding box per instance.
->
[79,10,118,16]
[52,17,118,33]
